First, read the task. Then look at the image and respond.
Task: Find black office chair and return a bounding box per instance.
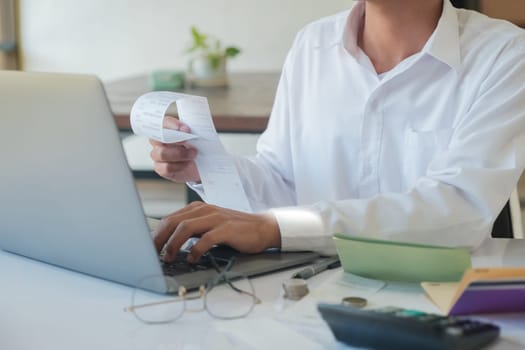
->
[491,190,523,238]
[450,0,479,10]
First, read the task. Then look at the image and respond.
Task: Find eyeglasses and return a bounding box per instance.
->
[124,254,261,324]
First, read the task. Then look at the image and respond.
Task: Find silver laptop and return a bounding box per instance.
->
[0,71,319,293]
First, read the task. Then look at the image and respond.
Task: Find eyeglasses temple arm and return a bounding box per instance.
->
[124,297,182,312]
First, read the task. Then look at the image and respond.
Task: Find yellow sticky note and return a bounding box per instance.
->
[421,282,459,313]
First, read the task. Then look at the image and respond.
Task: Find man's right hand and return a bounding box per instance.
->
[149,116,201,183]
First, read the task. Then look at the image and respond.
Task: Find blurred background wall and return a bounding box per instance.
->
[8,1,525,81]
[17,0,350,81]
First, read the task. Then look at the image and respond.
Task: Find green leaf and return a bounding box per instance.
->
[225,46,240,58]
[186,27,241,59]
[190,26,208,50]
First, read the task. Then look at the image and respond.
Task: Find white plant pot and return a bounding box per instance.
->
[188,55,228,87]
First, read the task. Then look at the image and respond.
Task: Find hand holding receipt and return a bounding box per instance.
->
[130,91,252,212]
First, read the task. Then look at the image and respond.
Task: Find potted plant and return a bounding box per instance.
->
[186,26,241,87]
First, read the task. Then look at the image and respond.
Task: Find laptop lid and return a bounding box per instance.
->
[0,71,166,290]
[0,71,319,293]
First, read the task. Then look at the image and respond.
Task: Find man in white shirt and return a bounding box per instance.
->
[150,0,525,264]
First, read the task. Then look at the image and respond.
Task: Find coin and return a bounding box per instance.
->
[341,296,367,308]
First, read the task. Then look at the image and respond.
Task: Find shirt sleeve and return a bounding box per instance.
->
[187,47,299,212]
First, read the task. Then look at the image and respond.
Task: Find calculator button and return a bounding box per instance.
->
[445,327,465,336]
[398,309,426,317]
[416,314,441,322]
[372,306,401,314]
[436,318,469,327]
[462,324,498,335]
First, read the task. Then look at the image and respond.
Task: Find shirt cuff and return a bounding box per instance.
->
[269,206,337,256]
[186,181,205,200]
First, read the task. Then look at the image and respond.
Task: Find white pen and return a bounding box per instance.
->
[292,257,341,279]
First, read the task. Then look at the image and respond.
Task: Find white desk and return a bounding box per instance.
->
[1,249,524,350]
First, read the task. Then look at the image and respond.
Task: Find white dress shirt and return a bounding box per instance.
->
[194,1,525,258]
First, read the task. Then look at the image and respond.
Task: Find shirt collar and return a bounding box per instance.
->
[337,0,461,71]
[342,1,365,57]
[423,0,462,71]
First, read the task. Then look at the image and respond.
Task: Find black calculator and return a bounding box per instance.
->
[318,303,500,350]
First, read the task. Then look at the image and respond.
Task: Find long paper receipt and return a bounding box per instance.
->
[130,91,252,212]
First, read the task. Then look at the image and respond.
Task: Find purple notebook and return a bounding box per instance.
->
[449,280,525,315]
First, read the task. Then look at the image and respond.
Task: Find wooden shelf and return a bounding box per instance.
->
[104,72,280,133]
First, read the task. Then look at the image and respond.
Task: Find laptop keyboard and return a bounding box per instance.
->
[161,251,230,276]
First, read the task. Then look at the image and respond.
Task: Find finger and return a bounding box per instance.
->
[152,202,210,252]
[152,217,178,253]
[163,116,190,133]
[173,201,208,215]
[149,138,196,153]
[149,139,164,147]
[163,213,225,262]
[150,144,197,162]
[187,229,224,263]
[153,161,192,180]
